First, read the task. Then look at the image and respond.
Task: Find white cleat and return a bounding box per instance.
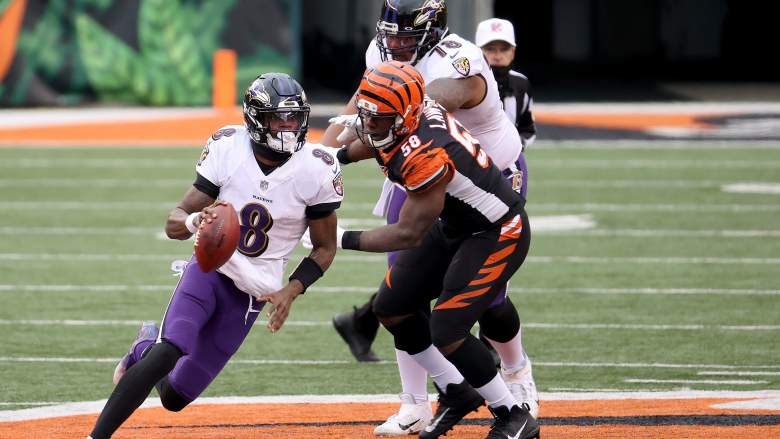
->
[501,359,540,419]
[373,393,433,436]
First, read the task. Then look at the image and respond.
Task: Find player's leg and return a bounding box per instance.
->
[430,210,538,439]
[332,293,380,362]
[374,224,481,438]
[373,186,436,435]
[89,258,219,438]
[332,185,409,363]
[480,295,539,419]
[162,277,262,406]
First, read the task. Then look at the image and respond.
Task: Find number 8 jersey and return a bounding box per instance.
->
[195,125,344,298]
[375,102,524,236]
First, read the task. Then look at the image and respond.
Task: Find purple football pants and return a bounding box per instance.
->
[156,258,262,402]
[386,153,528,306]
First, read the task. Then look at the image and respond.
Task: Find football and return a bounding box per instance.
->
[194,202,240,272]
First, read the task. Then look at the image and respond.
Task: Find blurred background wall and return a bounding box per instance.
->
[1,0,779,107]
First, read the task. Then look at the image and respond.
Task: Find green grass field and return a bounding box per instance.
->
[1,142,778,410]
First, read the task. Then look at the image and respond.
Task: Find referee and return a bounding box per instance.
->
[476,18,537,148]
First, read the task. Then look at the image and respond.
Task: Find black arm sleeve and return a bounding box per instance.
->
[193,173,220,199]
[305,201,341,219]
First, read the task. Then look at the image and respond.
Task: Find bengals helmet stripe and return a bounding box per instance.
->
[364,77,407,110]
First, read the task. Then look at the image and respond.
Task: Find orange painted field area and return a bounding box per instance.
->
[0,107,724,147]
[1,397,778,439]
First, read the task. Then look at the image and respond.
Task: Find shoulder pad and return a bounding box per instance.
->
[425,34,486,79]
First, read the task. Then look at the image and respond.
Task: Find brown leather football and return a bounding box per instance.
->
[194,202,240,272]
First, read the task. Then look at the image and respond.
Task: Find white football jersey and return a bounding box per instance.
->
[195,125,344,298]
[366,33,522,170]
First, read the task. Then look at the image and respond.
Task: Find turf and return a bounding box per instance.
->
[0,143,778,410]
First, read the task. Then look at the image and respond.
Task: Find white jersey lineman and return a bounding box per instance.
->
[195,125,344,298]
[366,33,522,170]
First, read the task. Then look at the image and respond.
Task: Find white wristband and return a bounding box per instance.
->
[185,212,201,234]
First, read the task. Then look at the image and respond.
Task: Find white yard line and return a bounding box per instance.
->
[1,285,778,296]
[3,226,779,238]
[531,139,780,149]
[723,183,780,194]
[2,389,779,422]
[2,357,779,371]
[698,371,780,377]
[2,253,779,265]
[624,378,768,385]
[529,159,780,169]
[1,319,777,332]
[0,178,774,190]
[2,157,780,168]
[4,200,780,212]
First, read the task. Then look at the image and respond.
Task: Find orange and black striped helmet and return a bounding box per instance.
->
[355,60,425,148]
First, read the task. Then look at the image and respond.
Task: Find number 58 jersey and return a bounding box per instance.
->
[194,125,344,298]
[376,103,524,236]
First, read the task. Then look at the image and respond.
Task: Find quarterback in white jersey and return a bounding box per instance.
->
[196,124,343,298]
[87,73,341,439]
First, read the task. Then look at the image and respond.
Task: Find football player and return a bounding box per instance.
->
[87,73,343,439]
[320,0,538,435]
[337,61,539,439]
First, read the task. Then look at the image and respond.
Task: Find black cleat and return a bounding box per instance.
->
[419,381,485,438]
[485,405,539,439]
[332,310,380,362]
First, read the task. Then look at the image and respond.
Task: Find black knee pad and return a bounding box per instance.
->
[445,334,498,388]
[157,376,191,412]
[382,311,431,354]
[478,297,520,343]
[430,312,473,348]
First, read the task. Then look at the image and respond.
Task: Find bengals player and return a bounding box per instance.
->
[339,61,539,439]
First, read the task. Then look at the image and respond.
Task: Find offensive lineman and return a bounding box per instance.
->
[321,0,538,435]
[87,73,343,438]
[339,60,539,439]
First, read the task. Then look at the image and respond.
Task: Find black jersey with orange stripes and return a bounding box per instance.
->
[375,101,525,235]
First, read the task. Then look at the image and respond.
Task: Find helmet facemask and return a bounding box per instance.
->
[243,73,311,158]
[376,21,433,65]
[375,0,449,65]
[244,104,309,154]
[356,107,406,149]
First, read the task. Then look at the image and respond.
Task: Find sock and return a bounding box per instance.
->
[476,373,518,410]
[396,349,429,403]
[89,342,181,439]
[353,293,379,340]
[484,329,528,373]
[410,345,464,391]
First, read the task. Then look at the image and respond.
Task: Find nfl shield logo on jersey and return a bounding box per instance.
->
[259,180,269,191]
[452,57,471,76]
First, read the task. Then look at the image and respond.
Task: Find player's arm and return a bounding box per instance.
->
[165,186,216,240]
[341,174,449,252]
[337,138,375,164]
[426,75,487,112]
[262,212,338,333]
[320,93,359,147]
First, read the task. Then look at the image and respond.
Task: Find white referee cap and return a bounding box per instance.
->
[475,18,516,47]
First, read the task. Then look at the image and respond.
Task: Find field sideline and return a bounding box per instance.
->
[0,107,778,437]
